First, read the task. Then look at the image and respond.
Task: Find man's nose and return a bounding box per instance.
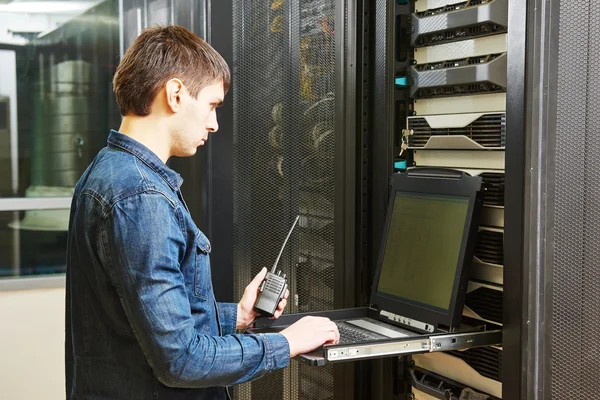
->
[207,111,219,133]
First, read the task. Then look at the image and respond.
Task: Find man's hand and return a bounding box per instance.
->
[280,316,339,357]
[237,267,289,330]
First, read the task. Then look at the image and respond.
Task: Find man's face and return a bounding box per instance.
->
[171,82,224,157]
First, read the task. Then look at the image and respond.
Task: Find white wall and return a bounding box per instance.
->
[0,287,65,400]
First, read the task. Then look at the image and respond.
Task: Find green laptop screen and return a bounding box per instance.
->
[376,192,470,311]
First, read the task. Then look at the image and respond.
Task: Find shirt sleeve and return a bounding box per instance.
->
[100,191,290,388]
[216,302,238,335]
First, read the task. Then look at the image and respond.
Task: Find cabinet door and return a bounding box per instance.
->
[223,0,355,399]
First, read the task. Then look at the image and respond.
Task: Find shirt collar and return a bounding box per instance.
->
[107,130,183,191]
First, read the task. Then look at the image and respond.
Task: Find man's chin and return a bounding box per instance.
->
[173,148,198,158]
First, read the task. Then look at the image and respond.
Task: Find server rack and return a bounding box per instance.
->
[370,1,511,399]
[208,1,359,399]
[371,0,600,399]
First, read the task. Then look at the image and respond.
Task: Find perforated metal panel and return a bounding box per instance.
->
[584,1,600,394]
[231,1,338,399]
[551,0,600,397]
[449,347,502,382]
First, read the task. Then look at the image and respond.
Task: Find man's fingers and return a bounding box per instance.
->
[327,321,339,343]
[271,298,287,319]
[327,327,339,344]
[248,267,267,289]
[277,298,287,311]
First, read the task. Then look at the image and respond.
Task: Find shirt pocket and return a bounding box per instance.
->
[193,230,212,300]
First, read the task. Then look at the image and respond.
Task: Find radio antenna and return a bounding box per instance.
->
[271,215,300,274]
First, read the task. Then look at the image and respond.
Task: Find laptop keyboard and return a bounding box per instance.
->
[336,322,384,344]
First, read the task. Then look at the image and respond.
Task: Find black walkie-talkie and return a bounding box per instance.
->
[254,215,300,317]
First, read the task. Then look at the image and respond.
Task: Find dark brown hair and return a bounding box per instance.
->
[113,25,230,116]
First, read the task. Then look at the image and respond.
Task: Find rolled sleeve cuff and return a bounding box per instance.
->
[262,333,290,371]
[217,302,238,335]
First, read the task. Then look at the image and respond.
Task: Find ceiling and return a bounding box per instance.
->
[0,1,101,14]
[0,0,103,45]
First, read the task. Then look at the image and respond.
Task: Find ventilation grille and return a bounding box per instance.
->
[416,0,491,17]
[231,0,337,398]
[415,53,503,71]
[449,346,502,382]
[299,364,334,400]
[466,286,503,323]
[414,23,507,47]
[408,114,506,148]
[475,229,504,265]
[481,173,505,206]
[414,82,505,98]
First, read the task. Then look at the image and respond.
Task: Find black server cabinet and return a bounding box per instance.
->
[369,0,512,399]
[208,1,361,399]
[512,0,600,399]
[370,0,600,399]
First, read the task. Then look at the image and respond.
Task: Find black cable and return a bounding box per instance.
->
[240,318,258,334]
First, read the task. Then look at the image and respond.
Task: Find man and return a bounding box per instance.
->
[65,25,339,399]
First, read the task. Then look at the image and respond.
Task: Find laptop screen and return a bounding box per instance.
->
[370,169,482,330]
[376,192,470,313]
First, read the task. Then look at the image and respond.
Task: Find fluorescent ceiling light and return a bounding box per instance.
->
[0,1,101,14]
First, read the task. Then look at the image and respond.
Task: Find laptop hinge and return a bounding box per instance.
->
[380,310,435,333]
[406,167,465,180]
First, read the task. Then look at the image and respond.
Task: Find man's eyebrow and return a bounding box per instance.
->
[210,98,224,107]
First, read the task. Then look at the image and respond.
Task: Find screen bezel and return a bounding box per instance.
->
[370,170,482,330]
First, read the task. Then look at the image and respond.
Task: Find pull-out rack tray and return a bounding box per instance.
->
[250,308,502,366]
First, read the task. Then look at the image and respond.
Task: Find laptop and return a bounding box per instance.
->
[251,167,486,364]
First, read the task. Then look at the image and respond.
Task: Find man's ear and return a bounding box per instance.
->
[165,78,184,113]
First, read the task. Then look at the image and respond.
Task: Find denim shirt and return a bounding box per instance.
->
[65,130,290,399]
